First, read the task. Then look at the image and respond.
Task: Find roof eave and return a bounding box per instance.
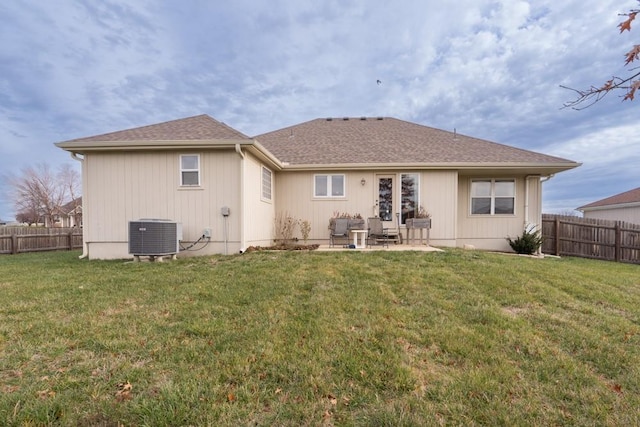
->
[244,142,284,170]
[54,139,255,152]
[279,161,581,173]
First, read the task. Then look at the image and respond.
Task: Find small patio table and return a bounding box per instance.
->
[350,229,368,249]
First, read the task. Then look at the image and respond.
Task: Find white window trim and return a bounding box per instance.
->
[470,178,516,216]
[179,154,201,187]
[400,173,421,225]
[261,166,273,202]
[313,174,346,198]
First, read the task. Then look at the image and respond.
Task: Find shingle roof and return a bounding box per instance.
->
[64,114,249,143]
[254,117,576,166]
[57,114,579,173]
[578,187,640,210]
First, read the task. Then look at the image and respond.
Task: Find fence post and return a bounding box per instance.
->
[615,223,621,262]
[554,217,560,256]
[11,234,18,254]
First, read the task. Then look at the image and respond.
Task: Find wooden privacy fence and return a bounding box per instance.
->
[0,227,83,255]
[542,214,640,264]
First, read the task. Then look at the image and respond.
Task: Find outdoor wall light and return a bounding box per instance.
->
[360,178,366,186]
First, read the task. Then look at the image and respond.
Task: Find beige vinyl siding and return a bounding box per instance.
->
[525,176,542,228]
[276,170,459,244]
[276,171,375,241]
[242,153,276,248]
[457,174,532,251]
[84,150,242,258]
[584,206,640,223]
[420,170,457,246]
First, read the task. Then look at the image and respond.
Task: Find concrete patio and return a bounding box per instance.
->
[316,244,443,252]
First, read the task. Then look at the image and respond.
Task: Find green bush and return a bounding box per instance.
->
[507,226,543,255]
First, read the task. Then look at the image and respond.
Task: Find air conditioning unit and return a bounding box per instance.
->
[128,219,182,256]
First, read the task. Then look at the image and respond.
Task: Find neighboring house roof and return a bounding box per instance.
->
[254,117,579,173]
[51,197,82,216]
[60,197,82,214]
[578,187,640,211]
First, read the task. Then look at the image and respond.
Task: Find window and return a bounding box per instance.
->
[314,174,345,197]
[471,179,515,215]
[400,173,419,224]
[180,154,200,186]
[262,166,272,201]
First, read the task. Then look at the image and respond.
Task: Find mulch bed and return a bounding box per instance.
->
[244,244,319,252]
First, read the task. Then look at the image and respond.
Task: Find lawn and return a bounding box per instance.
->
[1,249,639,426]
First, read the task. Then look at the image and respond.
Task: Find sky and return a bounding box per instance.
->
[1,0,639,221]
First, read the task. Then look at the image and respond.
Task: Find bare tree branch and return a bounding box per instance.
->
[562,4,640,109]
[561,70,640,109]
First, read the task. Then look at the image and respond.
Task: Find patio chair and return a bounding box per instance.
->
[367,217,389,248]
[330,218,350,247]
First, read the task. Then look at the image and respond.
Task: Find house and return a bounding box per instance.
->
[48,197,83,228]
[55,114,580,259]
[577,187,640,224]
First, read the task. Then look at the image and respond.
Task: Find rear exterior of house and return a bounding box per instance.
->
[274,170,544,251]
[56,114,580,259]
[56,116,279,259]
[578,187,640,224]
[257,117,566,252]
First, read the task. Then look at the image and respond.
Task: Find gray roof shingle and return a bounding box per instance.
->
[57,114,579,172]
[64,114,249,143]
[254,117,575,166]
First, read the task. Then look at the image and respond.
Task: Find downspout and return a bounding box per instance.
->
[70,152,89,259]
[534,174,555,256]
[538,174,555,228]
[235,144,246,252]
[524,175,534,227]
[235,143,245,159]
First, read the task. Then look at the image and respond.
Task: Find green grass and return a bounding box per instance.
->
[1,249,639,426]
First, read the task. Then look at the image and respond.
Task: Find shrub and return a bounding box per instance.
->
[507,226,543,255]
[299,219,311,243]
[416,205,431,218]
[274,212,298,245]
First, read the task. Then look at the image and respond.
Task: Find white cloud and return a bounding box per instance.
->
[0,0,637,220]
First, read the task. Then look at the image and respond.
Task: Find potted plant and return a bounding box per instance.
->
[347,213,365,230]
[328,212,365,231]
[406,206,431,229]
[328,211,351,231]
